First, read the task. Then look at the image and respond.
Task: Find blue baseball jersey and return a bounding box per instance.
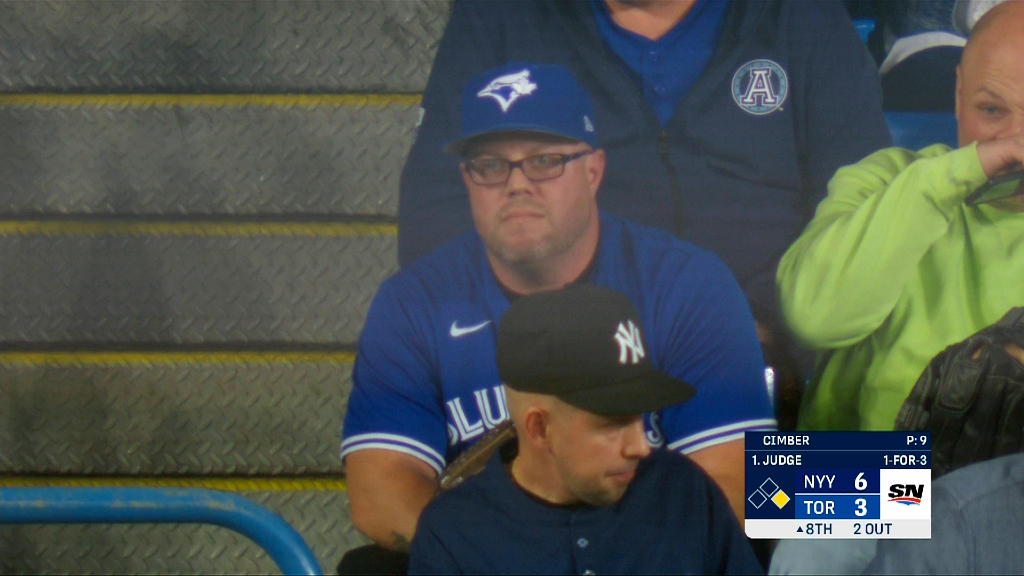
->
[342,214,775,474]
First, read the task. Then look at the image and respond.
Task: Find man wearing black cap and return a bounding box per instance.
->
[408,285,762,574]
[341,62,773,555]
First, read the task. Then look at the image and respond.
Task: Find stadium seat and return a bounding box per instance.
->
[884,112,959,150]
[852,18,876,43]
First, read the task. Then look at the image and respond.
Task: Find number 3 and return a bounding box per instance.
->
[855,498,867,517]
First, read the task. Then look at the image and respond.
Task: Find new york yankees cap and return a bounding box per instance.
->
[496,284,696,416]
[444,62,598,156]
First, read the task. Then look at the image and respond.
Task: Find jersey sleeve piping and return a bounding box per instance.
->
[667,418,777,454]
[340,433,446,475]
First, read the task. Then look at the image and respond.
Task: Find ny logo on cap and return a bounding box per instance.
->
[614,320,645,364]
[477,69,538,112]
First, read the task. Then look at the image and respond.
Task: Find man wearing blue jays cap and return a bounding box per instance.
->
[341,62,773,562]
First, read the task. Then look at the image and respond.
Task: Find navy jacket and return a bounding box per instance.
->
[398,0,891,320]
[409,447,762,575]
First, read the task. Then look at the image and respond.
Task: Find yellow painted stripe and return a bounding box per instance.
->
[0,476,347,492]
[0,93,421,108]
[0,351,355,366]
[0,220,396,237]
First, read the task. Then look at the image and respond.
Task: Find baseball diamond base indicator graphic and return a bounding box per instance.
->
[744,432,931,539]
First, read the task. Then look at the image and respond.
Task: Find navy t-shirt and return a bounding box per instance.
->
[409,447,763,574]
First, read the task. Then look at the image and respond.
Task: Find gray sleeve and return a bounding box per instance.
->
[863,484,970,575]
[768,539,878,575]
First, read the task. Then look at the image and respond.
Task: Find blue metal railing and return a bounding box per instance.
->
[0,487,322,575]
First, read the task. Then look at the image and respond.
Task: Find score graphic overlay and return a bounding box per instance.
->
[745,432,930,539]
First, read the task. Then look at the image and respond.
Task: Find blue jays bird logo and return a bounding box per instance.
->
[477,69,538,112]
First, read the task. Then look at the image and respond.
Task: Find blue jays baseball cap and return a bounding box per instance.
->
[444,62,598,156]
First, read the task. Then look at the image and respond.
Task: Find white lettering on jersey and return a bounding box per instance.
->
[446,421,459,446]
[764,366,776,407]
[474,386,509,428]
[445,387,510,445]
[446,397,484,443]
[476,69,538,112]
[614,320,645,364]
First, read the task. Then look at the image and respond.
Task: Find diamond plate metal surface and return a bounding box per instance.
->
[0,0,450,93]
[0,234,397,343]
[0,490,369,575]
[0,361,354,474]
[0,101,418,216]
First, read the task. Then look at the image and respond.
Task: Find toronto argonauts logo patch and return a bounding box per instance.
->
[731,59,788,116]
[477,69,538,112]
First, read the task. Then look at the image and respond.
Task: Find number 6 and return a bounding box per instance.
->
[855,472,867,490]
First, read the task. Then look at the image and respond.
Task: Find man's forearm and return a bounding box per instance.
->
[346,449,439,550]
[351,485,432,551]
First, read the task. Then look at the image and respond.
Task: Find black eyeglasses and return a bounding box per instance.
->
[463,151,593,185]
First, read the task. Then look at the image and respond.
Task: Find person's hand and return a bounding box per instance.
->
[975,135,1024,178]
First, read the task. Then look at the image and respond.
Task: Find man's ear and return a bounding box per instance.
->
[460,162,474,188]
[521,406,552,449]
[585,148,606,196]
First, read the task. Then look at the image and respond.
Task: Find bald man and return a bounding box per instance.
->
[777,0,1024,433]
[769,4,1024,574]
[408,284,761,575]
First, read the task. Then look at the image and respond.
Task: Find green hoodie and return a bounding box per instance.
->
[778,144,1024,430]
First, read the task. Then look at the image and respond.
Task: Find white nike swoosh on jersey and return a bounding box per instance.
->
[449,320,491,338]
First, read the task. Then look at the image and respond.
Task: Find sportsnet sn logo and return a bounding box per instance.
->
[879,469,929,520]
[887,483,924,506]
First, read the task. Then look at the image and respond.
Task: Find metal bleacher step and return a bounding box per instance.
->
[0,221,397,343]
[0,94,419,216]
[0,1,449,93]
[0,1,453,572]
[0,350,355,475]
